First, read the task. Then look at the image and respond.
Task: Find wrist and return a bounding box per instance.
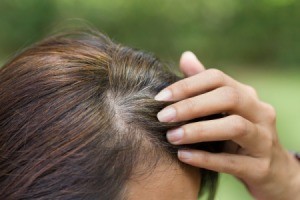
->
[264,149,300,200]
[284,150,300,199]
[246,149,300,200]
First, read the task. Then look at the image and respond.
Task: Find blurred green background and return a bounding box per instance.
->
[0,0,299,199]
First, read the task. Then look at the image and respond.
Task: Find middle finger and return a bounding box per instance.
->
[157,86,259,123]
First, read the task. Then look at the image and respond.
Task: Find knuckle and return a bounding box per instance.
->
[262,130,276,149]
[263,103,277,123]
[222,157,241,175]
[178,79,193,94]
[185,98,196,110]
[189,123,207,141]
[256,123,276,151]
[246,85,258,97]
[200,153,210,164]
[264,138,273,150]
[257,159,271,180]
[220,86,240,108]
[230,115,247,137]
[272,134,279,146]
[179,98,196,116]
[207,68,225,86]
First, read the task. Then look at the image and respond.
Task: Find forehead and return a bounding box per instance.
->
[126,162,201,200]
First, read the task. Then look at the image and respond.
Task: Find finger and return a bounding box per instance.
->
[155,68,240,101]
[178,149,257,179]
[179,51,205,77]
[167,115,259,151]
[157,86,260,123]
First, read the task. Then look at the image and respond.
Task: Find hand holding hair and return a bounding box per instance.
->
[155,51,300,200]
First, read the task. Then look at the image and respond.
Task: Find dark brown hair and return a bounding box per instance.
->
[0,31,222,199]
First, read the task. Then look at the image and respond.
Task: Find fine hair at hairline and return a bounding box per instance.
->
[0,30,222,200]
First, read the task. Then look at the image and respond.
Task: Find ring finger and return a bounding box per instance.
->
[167,115,260,153]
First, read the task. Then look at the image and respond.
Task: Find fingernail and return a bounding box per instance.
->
[167,128,184,144]
[154,89,172,101]
[157,107,176,122]
[182,51,197,60]
[178,150,193,160]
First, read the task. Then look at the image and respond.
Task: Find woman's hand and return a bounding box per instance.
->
[155,52,300,200]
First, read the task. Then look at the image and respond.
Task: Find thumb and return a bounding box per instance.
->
[179,51,206,77]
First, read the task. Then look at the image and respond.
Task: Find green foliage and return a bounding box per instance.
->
[0,0,300,68]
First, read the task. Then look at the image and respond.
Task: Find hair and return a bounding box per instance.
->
[0,30,223,200]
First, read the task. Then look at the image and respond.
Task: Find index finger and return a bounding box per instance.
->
[155,68,240,101]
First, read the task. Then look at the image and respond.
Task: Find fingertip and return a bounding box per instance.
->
[178,150,193,161]
[179,51,205,77]
[180,51,197,69]
[154,89,173,101]
[180,51,197,61]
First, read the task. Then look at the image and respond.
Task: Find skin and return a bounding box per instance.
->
[126,161,200,200]
[155,51,300,200]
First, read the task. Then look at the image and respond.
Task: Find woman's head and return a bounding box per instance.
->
[0,31,221,199]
